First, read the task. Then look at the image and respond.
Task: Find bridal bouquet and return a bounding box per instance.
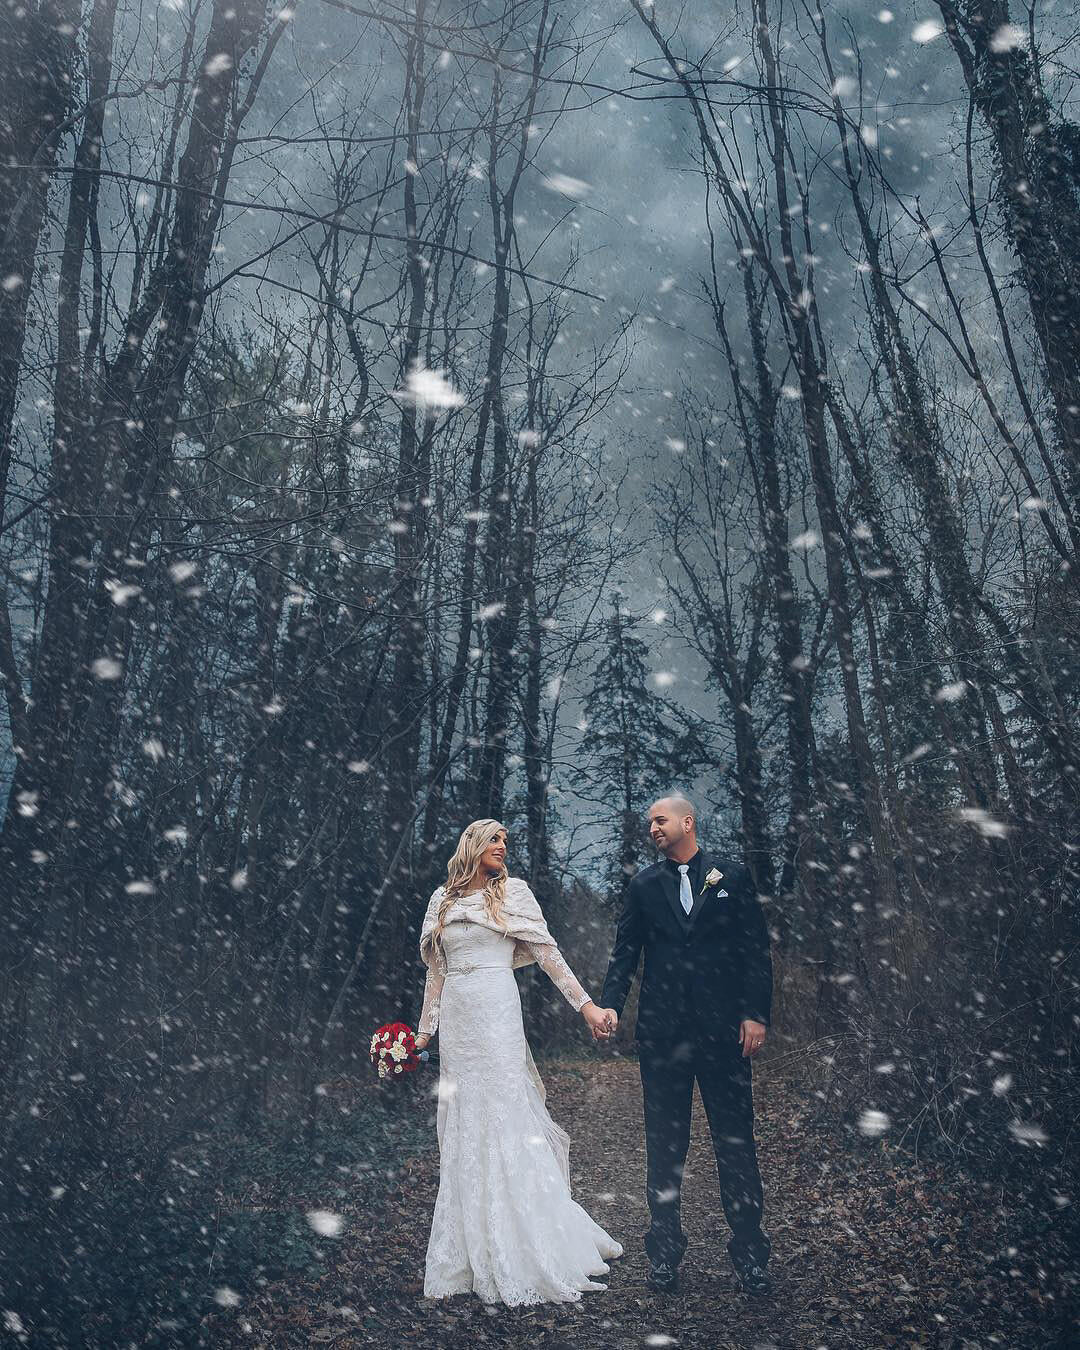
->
[369,1021,430,1079]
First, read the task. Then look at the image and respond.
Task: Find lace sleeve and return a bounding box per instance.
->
[526,941,592,1012]
[417,963,444,1036]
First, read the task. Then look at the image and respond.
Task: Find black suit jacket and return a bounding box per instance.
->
[599,851,773,1046]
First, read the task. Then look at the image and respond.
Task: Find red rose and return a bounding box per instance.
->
[368,1021,428,1078]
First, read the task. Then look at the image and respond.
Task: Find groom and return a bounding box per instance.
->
[596,795,774,1296]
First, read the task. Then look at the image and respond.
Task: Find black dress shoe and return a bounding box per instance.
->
[734,1262,773,1296]
[646,1260,679,1293]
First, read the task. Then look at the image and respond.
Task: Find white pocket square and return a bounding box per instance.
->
[717,889,729,897]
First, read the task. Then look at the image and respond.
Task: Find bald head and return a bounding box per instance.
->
[653,794,696,822]
[648,795,698,862]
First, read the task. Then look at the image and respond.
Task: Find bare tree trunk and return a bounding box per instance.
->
[0,0,119,1057]
[935,0,1080,501]
[820,379,991,809]
[521,448,552,895]
[814,19,1006,805]
[376,0,432,1010]
[730,685,776,896]
[753,0,900,956]
[424,4,550,836]
[4,0,270,1093]
[0,0,82,504]
[714,261,815,904]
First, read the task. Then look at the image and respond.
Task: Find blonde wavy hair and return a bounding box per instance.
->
[432,818,509,953]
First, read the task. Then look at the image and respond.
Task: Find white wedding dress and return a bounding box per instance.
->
[417,879,623,1305]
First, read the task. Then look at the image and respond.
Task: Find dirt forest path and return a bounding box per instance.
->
[207,1057,1074,1349]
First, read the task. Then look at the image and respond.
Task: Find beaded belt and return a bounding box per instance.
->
[444,963,513,976]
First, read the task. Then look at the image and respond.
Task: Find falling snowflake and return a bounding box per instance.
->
[306,1209,344,1237]
[1008,1120,1048,1147]
[106,580,142,607]
[91,656,123,681]
[393,365,465,410]
[857,1108,890,1138]
[957,807,1009,839]
[15,792,39,819]
[989,23,1024,52]
[203,52,234,77]
[911,20,944,43]
[542,172,591,199]
[213,1287,240,1307]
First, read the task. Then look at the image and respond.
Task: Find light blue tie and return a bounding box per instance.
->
[677,863,693,915]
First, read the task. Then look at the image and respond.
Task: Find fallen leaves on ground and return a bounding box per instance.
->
[204,1057,1077,1349]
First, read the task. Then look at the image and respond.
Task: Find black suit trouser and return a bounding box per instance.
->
[638,1032,770,1270]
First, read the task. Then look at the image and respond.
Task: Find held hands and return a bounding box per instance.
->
[739,1018,766,1058]
[582,1002,618,1041]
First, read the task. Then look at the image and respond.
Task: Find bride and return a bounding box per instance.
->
[414,818,624,1306]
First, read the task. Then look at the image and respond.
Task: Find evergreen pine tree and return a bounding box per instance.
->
[582,602,709,899]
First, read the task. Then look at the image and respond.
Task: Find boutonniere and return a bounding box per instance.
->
[701,867,727,897]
